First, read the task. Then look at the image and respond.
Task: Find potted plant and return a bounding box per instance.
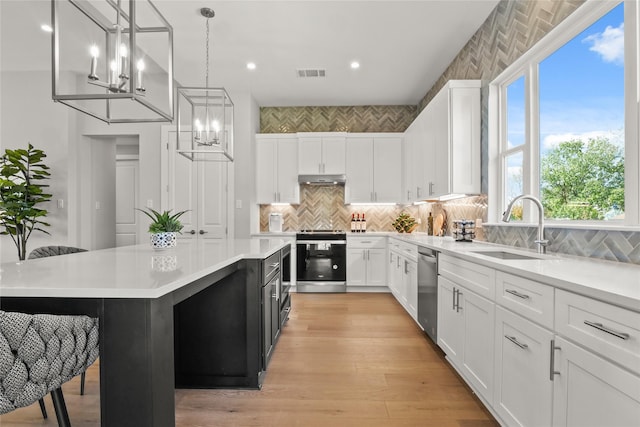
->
[136,208,188,249]
[392,212,418,233]
[0,144,52,261]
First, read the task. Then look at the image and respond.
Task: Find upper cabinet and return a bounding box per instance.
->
[345,134,402,203]
[405,80,481,202]
[256,134,299,204]
[298,133,346,175]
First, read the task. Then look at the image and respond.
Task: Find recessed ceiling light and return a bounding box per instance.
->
[246,62,256,70]
[350,61,360,69]
[41,24,53,33]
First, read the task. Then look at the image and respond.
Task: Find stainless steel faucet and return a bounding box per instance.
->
[502,194,549,254]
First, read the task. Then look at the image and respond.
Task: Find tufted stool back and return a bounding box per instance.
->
[0,311,99,415]
[28,246,88,260]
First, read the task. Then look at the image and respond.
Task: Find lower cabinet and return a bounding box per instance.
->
[388,239,418,321]
[347,236,387,289]
[438,275,494,403]
[552,336,640,427]
[347,248,386,287]
[494,306,553,427]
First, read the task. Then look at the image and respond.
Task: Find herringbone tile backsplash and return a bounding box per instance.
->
[484,225,640,265]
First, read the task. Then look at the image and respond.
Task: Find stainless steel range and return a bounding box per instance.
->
[296,230,347,293]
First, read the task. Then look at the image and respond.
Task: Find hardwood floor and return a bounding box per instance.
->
[0,293,498,427]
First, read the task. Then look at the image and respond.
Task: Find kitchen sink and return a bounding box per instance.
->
[474,250,542,260]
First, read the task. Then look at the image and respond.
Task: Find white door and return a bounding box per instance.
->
[346,248,367,286]
[115,158,139,247]
[366,249,387,287]
[163,129,227,240]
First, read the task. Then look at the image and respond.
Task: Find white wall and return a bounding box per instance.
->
[0,70,72,262]
[232,91,260,238]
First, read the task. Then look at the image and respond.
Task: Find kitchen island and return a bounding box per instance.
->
[0,238,290,427]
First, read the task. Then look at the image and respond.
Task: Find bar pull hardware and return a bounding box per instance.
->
[505,289,530,300]
[456,289,462,312]
[429,181,434,195]
[367,250,370,260]
[452,287,457,310]
[269,262,280,269]
[584,321,630,340]
[199,230,208,235]
[189,230,196,235]
[505,335,529,349]
[550,340,561,381]
[404,260,409,274]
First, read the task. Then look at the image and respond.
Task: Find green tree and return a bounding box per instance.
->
[0,144,52,260]
[540,137,624,220]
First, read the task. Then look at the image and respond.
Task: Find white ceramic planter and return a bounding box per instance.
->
[150,232,177,250]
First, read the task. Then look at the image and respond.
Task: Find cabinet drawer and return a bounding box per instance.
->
[496,271,554,329]
[555,289,640,374]
[439,254,495,300]
[347,236,386,249]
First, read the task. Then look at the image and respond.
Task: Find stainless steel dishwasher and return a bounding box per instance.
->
[418,248,438,343]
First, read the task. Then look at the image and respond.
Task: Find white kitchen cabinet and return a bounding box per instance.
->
[256,134,299,204]
[388,239,418,320]
[552,336,640,427]
[494,306,553,427]
[438,276,464,361]
[345,134,402,203]
[404,257,418,319]
[298,133,346,175]
[347,236,387,288]
[438,256,495,404]
[406,80,481,202]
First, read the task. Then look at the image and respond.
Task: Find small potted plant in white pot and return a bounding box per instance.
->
[136,208,188,249]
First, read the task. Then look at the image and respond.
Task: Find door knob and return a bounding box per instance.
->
[189,230,196,235]
[199,230,208,235]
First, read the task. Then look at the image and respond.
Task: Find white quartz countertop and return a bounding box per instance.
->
[0,238,289,299]
[390,233,640,312]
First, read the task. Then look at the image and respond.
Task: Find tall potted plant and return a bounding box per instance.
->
[0,144,52,261]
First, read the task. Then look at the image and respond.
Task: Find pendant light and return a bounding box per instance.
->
[51,0,174,123]
[176,8,234,161]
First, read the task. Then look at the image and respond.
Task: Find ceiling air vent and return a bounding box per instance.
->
[297,69,326,78]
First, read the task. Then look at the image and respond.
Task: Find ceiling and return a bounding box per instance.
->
[1,0,500,107]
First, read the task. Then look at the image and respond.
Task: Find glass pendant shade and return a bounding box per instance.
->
[176,87,234,161]
[51,0,174,123]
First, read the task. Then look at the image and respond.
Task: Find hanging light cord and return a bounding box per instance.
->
[205,15,210,89]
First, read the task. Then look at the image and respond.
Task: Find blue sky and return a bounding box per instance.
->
[507,3,625,152]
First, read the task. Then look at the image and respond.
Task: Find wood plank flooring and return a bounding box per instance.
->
[0,293,498,427]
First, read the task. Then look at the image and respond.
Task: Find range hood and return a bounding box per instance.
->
[298,174,346,185]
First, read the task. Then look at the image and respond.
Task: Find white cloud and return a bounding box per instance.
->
[583,23,624,65]
[542,130,624,151]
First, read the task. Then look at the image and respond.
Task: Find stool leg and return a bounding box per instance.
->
[50,388,71,427]
[38,398,48,419]
[80,371,86,395]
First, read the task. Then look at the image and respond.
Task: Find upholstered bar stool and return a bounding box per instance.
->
[27,246,90,396]
[0,310,99,426]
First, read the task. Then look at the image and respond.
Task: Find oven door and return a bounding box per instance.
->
[296,240,346,283]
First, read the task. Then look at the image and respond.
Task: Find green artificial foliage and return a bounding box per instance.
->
[392,212,417,233]
[136,208,188,233]
[0,144,52,261]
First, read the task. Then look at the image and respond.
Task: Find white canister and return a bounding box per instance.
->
[269,213,283,232]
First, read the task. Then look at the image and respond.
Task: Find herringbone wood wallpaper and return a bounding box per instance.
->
[260,105,417,133]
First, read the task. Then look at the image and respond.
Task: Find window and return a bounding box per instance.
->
[491,1,637,225]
